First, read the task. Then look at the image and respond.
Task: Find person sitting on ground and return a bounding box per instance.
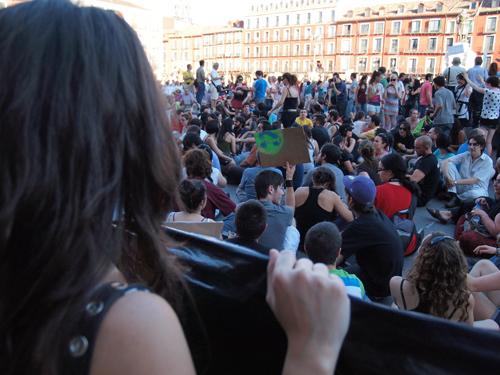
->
[373,132,390,161]
[302,126,320,176]
[304,222,367,300]
[393,121,415,156]
[441,133,494,208]
[390,233,474,324]
[166,179,215,223]
[236,153,283,202]
[184,148,236,219]
[311,114,330,149]
[333,123,356,160]
[255,164,297,250]
[468,254,500,328]
[295,108,313,127]
[338,175,403,302]
[375,153,420,219]
[226,200,270,254]
[406,109,420,132]
[359,114,381,140]
[303,143,346,202]
[356,140,382,185]
[433,132,455,166]
[295,167,353,250]
[352,111,367,136]
[428,174,500,255]
[408,135,440,206]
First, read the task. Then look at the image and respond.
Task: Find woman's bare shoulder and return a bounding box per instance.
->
[90,290,195,375]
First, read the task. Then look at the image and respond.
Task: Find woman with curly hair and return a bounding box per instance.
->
[390,233,474,324]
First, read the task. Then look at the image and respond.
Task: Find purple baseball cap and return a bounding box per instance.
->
[343,175,376,205]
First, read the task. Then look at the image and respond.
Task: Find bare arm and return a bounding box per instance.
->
[284,163,296,209]
[333,195,354,222]
[408,169,426,183]
[90,292,195,375]
[463,72,486,94]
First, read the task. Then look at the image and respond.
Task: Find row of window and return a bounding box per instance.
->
[240,35,496,58]
[246,9,335,29]
[251,0,334,13]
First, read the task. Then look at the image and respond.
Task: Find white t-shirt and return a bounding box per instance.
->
[210,69,221,86]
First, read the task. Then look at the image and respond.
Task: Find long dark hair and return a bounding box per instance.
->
[0,1,183,373]
[380,153,421,196]
[217,117,234,144]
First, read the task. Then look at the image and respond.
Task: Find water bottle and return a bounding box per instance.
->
[471,203,482,225]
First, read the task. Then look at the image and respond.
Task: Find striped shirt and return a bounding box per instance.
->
[329,268,367,300]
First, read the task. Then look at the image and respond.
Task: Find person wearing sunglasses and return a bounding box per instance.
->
[440,132,494,208]
[390,233,474,324]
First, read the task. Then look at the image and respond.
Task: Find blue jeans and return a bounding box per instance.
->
[355,103,367,116]
[196,83,205,105]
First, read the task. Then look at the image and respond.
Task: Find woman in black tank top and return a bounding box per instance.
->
[294,167,353,251]
[268,72,300,128]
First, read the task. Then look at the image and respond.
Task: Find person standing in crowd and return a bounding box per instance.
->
[383,73,400,130]
[332,73,348,117]
[462,72,500,156]
[355,74,368,115]
[268,72,300,128]
[209,62,222,109]
[488,62,500,78]
[252,70,267,105]
[346,72,358,119]
[468,56,489,128]
[182,63,195,94]
[367,71,384,117]
[443,57,466,93]
[454,73,472,129]
[430,76,455,136]
[418,73,433,118]
[378,66,388,88]
[196,59,206,105]
[409,135,440,206]
[338,176,403,302]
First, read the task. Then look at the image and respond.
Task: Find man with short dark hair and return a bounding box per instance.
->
[339,175,403,301]
[302,143,346,202]
[304,222,366,300]
[409,135,440,206]
[255,164,296,250]
[441,133,494,208]
[227,200,270,254]
[430,76,455,135]
[252,70,267,105]
[196,60,206,105]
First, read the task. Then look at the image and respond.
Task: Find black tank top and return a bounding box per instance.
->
[283,96,299,111]
[61,282,149,375]
[295,188,334,250]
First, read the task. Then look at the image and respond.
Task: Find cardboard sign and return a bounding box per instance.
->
[254,127,310,167]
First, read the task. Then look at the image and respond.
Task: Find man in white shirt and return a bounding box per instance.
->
[441,132,494,207]
[443,57,466,92]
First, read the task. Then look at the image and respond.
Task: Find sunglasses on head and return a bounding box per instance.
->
[430,235,455,246]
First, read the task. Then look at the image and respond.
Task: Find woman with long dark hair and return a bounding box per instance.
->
[390,233,474,324]
[375,153,420,218]
[0,2,350,374]
[355,74,368,115]
[294,167,353,250]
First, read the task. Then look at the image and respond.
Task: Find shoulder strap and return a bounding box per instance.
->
[400,279,408,310]
[61,283,149,375]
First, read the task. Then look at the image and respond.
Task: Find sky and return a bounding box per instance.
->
[160,0,419,26]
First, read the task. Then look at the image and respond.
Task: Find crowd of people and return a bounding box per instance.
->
[166,52,500,327]
[3,0,500,374]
